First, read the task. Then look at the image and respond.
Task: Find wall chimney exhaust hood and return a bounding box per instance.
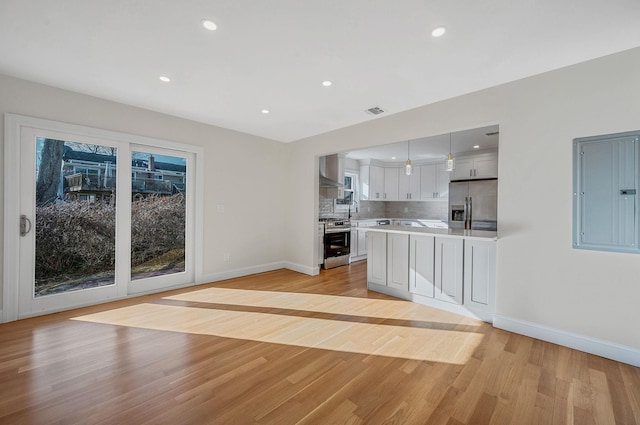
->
[319,154,344,188]
[319,154,345,198]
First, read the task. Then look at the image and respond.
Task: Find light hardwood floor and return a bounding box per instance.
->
[0,261,638,424]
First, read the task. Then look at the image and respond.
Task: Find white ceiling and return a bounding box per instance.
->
[1,1,639,143]
[345,125,499,163]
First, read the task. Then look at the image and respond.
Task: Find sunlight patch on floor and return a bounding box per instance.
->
[72,302,483,364]
[163,287,482,325]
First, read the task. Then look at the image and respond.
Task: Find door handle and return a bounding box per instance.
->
[20,214,32,236]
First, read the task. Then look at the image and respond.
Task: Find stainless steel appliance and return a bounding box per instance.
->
[449,179,498,231]
[320,218,351,269]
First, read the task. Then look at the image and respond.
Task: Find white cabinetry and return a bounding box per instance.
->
[452,153,498,181]
[420,163,450,200]
[366,229,496,322]
[357,228,367,256]
[367,231,387,285]
[351,220,377,261]
[371,165,384,200]
[398,167,421,200]
[360,164,385,200]
[409,235,435,297]
[464,239,496,314]
[361,161,452,201]
[434,237,464,304]
[387,233,409,291]
[383,168,399,201]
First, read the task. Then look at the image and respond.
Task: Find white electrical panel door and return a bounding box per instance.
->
[574,131,639,253]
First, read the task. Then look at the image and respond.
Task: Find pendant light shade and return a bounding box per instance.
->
[445,133,455,172]
[405,140,412,175]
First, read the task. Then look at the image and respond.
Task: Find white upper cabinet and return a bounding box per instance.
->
[398,167,421,201]
[383,168,399,201]
[360,164,385,201]
[451,152,498,181]
[420,163,449,200]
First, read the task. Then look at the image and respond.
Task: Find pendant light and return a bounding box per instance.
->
[445,133,455,172]
[405,140,412,176]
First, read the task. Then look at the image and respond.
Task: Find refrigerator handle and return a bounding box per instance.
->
[464,197,469,229]
[468,197,473,230]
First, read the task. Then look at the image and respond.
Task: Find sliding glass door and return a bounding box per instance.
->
[11,119,199,319]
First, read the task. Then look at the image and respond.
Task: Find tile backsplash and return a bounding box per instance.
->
[383,201,448,221]
[319,196,448,222]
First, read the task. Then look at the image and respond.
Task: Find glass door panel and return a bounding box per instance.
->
[18,127,122,318]
[35,138,117,296]
[130,148,192,291]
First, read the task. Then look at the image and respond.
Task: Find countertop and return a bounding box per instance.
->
[366,225,498,241]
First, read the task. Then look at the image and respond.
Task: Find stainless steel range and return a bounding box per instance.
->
[320,218,351,269]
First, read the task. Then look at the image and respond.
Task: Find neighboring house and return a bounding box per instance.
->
[62,146,186,202]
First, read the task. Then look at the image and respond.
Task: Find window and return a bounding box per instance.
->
[335,172,358,211]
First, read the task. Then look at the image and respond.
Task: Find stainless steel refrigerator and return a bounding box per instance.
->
[448,179,498,231]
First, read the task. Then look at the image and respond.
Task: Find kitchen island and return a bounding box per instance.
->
[365,225,497,322]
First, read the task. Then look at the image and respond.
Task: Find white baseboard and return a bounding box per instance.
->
[198,262,287,285]
[283,262,319,276]
[493,314,640,368]
[197,261,318,286]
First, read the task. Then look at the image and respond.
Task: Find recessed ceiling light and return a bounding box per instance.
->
[201,19,217,31]
[261,109,270,114]
[322,80,332,87]
[431,27,446,37]
[473,145,480,149]
[391,156,397,160]
[159,75,171,83]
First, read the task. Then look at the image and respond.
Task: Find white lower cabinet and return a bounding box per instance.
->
[409,235,435,297]
[463,239,496,310]
[367,230,496,322]
[434,237,464,304]
[367,231,387,286]
[387,233,409,291]
[357,229,367,256]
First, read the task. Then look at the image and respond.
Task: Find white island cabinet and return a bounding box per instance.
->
[434,237,464,304]
[463,239,497,317]
[366,225,497,322]
[409,235,435,297]
[366,230,387,286]
[387,233,409,291]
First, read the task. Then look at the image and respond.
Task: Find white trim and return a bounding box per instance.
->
[3,114,21,322]
[493,314,640,368]
[197,262,288,285]
[196,261,319,286]
[283,262,319,276]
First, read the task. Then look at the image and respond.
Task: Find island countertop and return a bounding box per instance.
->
[365,225,497,241]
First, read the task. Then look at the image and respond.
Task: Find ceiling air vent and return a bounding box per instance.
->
[365,106,385,115]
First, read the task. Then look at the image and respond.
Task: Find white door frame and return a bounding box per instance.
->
[3,113,204,322]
